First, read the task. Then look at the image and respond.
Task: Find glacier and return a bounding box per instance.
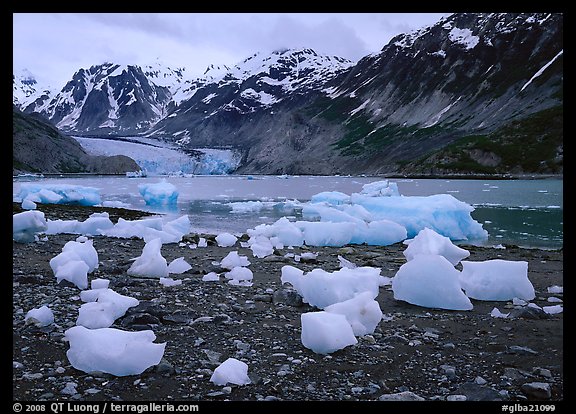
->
[73,136,241,175]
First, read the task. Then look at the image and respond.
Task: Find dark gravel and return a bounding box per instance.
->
[12,204,563,402]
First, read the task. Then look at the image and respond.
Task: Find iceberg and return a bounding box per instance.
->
[300,311,358,354]
[281,265,381,309]
[18,183,101,206]
[138,179,178,206]
[210,358,251,386]
[65,326,166,376]
[392,254,473,311]
[403,227,470,266]
[13,210,47,243]
[459,259,534,301]
[324,291,383,336]
[127,238,169,278]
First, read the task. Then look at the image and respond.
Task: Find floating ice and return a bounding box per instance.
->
[167,257,192,274]
[220,251,250,269]
[350,193,487,241]
[127,238,169,278]
[13,210,47,243]
[25,305,54,327]
[281,265,381,309]
[210,358,251,386]
[77,289,139,329]
[18,183,101,206]
[300,311,358,354]
[324,291,383,336]
[392,255,473,311]
[310,191,351,205]
[65,326,165,376]
[216,232,238,247]
[459,259,534,301]
[360,180,400,197]
[229,201,264,213]
[138,179,178,206]
[403,227,470,266]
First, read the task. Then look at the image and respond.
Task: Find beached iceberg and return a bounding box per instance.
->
[301,311,358,354]
[403,227,470,266]
[65,326,165,376]
[127,238,169,278]
[13,210,48,243]
[459,259,534,301]
[392,254,473,310]
[210,358,251,386]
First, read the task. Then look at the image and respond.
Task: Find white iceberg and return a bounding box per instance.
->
[392,254,473,311]
[138,179,178,206]
[25,305,54,327]
[65,326,165,376]
[127,238,169,278]
[403,227,470,266]
[13,210,48,243]
[210,358,251,386]
[324,291,383,336]
[459,259,534,301]
[301,311,358,354]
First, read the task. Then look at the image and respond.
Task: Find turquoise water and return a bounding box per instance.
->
[13,175,563,249]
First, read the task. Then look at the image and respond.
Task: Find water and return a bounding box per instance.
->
[13,175,563,249]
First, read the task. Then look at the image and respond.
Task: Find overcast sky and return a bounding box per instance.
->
[13,13,452,89]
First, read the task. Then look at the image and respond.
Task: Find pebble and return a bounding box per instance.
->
[379,391,425,401]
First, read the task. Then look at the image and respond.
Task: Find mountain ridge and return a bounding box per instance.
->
[13,13,563,176]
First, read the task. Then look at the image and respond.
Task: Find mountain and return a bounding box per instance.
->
[13,106,141,175]
[13,69,56,113]
[15,13,563,176]
[149,14,563,175]
[145,48,355,147]
[19,63,173,135]
[297,12,563,175]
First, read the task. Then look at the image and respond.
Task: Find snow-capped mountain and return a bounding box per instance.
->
[13,69,56,112]
[15,13,562,175]
[19,63,173,135]
[147,48,355,145]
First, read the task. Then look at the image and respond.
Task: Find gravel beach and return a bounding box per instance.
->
[12,203,563,403]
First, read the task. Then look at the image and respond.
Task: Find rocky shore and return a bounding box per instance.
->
[12,204,563,403]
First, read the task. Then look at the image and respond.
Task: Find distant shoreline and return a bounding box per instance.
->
[13,172,564,180]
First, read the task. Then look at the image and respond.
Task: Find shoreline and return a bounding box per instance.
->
[14,172,564,180]
[12,203,563,402]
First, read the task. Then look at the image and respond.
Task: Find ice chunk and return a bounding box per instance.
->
[324,291,383,336]
[296,221,356,247]
[249,237,275,258]
[392,255,473,311]
[127,238,169,278]
[138,179,178,206]
[350,220,407,246]
[210,358,251,386]
[350,193,487,241]
[62,239,99,273]
[159,277,183,287]
[403,227,470,266]
[216,232,237,247]
[225,267,253,282]
[13,210,47,243]
[18,183,102,206]
[229,200,264,213]
[25,305,54,327]
[202,272,220,282]
[310,191,351,205]
[76,289,139,329]
[167,257,192,274]
[542,305,563,315]
[459,259,534,301]
[220,251,250,269]
[301,311,358,354]
[490,307,510,318]
[282,265,381,309]
[360,180,400,197]
[21,198,37,210]
[65,326,165,376]
[54,260,90,290]
[248,218,304,247]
